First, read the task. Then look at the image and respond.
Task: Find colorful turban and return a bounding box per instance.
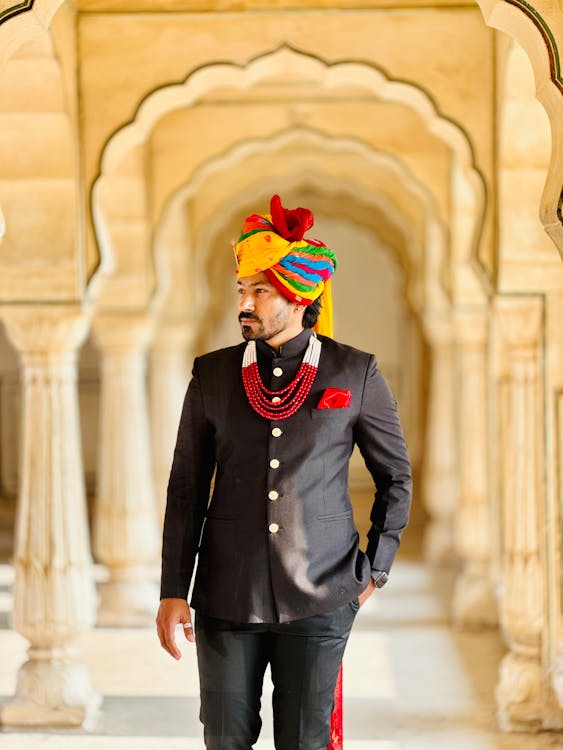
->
[235,195,338,335]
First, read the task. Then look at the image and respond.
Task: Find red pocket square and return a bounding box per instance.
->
[317,388,352,409]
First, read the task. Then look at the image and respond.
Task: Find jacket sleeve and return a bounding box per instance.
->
[160,358,216,600]
[353,354,412,574]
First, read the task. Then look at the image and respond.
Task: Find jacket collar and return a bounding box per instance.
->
[256,328,313,360]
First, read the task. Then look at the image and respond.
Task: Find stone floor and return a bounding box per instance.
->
[0,557,561,749]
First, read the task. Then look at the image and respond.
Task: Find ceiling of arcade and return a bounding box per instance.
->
[180,138,432,253]
[151,130,443,345]
[188,163,418,301]
[79,4,495,280]
[155,147,440,355]
[148,96,452,227]
[80,6,494,187]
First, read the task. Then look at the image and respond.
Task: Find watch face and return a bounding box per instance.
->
[374,572,388,588]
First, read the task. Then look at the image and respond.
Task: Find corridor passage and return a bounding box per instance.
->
[0,557,559,749]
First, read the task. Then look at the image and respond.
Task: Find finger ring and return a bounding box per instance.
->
[183,622,193,629]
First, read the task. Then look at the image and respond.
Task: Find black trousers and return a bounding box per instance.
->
[195,600,359,750]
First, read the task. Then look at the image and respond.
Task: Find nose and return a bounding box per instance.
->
[239,291,255,312]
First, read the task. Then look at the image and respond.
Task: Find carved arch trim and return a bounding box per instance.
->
[154,129,449,324]
[92,44,486,296]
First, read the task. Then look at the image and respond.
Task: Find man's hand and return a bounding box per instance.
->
[358,577,376,608]
[156,597,194,660]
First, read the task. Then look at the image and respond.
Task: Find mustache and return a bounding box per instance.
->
[239,312,260,323]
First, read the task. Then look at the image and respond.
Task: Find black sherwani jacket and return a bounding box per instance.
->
[160,329,412,623]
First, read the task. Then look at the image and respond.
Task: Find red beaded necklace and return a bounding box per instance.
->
[242,335,322,421]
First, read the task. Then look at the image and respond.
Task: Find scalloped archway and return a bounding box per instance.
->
[476,0,563,254]
[153,128,449,321]
[91,45,487,290]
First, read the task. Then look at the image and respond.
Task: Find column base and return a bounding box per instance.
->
[96,568,159,627]
[452,567,498,629]
[496,651,544,732]
[0,656,101,729]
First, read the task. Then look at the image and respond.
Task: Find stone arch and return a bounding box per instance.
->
[153,128,448,322]
[497,41,561,287]
[476,0,563,254]
[194,171,421,338]
[0,29,83,303]
[92,45,486,287]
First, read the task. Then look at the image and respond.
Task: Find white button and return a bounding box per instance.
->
[269,523,279,534]
[272,427,282,438]
[272,396,281,404]
[268,490,279,501]
[270,459,280,469]
[273,367,283,376]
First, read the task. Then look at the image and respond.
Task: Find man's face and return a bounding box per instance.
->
[237,272,296,342]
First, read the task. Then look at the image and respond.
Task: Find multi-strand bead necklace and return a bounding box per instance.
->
[242,334,322,421]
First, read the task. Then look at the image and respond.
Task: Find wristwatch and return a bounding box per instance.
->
[371,570,389,588]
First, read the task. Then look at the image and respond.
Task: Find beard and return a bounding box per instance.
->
[239,308,291,342]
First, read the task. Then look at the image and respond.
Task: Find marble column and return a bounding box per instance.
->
[494,297,545,731]
[422,315,458,564]
[452,307,497,628]
[0,305,100,727]
[92,314,159,626]
[554,393,563,714]
[149,323,190,529]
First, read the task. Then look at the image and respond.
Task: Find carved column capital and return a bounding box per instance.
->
[495,296,543,351]
[92,313,154,354]
[454,306,488,346]
[152,321,193,353]
[422,312,453,346]
[2,304,90,355]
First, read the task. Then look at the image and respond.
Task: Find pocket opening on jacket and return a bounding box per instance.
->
[317,509,353,521]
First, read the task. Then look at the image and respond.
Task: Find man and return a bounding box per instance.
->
[156,194,412,750]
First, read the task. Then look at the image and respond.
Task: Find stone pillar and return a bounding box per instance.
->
[149,323,190,529]
[452,307,497,628]
[494,296,545,731]
[553,392,563,714]
[422,315,458,564]
[92,314,159,626]
[0,305,100,728]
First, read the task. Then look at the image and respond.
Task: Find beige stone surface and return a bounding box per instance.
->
[79,7,495,277]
